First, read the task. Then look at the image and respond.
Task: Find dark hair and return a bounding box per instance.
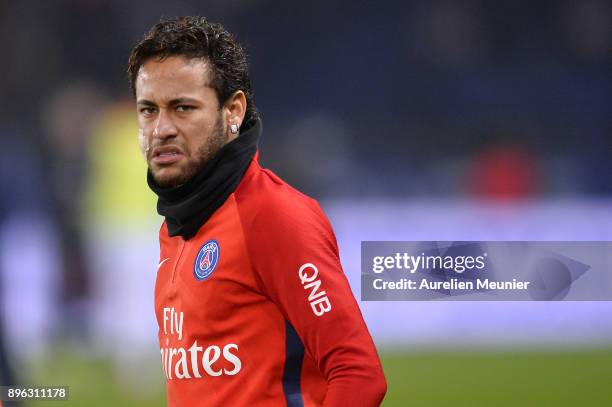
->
[128,16,259,130]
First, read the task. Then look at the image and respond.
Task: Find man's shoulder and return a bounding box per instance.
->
[236,159,320,212]
[234,160,329,234]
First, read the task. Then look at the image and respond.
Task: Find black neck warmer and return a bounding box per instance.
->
[147,120,260,240]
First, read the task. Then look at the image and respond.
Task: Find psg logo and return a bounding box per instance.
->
[194,239,220,281]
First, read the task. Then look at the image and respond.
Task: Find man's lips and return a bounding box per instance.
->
[151,146,184,165]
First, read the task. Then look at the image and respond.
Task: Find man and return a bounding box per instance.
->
[128,16,386,406]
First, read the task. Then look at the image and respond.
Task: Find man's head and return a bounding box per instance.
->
[128,16,258,188]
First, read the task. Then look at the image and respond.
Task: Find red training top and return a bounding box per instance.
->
[155,153,386,406]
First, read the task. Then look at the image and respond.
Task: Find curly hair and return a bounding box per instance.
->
[127,16,259,130]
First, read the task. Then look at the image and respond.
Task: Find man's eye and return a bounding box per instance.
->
[176,105,194,112]
[139,107,156,115]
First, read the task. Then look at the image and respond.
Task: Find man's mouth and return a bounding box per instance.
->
[151,146,184,165]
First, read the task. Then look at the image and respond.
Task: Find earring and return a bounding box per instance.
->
[230,124,239,134]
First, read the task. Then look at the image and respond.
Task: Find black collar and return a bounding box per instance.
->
[147,120,260,240]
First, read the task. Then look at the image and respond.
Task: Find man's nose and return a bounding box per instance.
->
[153,110,178,139]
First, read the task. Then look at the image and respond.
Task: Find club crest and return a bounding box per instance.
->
[194,240,220,281]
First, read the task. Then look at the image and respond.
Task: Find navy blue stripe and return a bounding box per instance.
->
[282,321,305,407]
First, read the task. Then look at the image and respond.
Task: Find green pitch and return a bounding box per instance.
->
[23,347,612,406]
[381,347,612,406]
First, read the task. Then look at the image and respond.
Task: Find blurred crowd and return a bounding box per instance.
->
[1,0,611,199]
[0,0,610,394]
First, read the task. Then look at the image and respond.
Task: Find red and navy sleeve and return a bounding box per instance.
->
[239,186,387,406]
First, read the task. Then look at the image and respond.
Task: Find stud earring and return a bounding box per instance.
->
[230,124,239,134]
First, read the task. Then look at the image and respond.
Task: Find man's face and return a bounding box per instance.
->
[136,56,228,188]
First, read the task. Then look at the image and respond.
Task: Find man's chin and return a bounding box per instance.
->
[151,167,188,188]
[150,160,204,188]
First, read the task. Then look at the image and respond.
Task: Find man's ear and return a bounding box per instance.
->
[223,90,247,137]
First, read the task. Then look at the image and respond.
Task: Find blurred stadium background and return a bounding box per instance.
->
[1,1,611,406]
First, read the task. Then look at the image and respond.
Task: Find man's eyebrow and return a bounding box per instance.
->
[136,98,200,106]
[168,97,199,105]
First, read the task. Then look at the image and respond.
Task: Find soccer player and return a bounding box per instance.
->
[128,16,386,406]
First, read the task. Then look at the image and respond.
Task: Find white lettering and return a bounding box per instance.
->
[372,256,384,273]
[410,255,421,272]
[298,263,318,284]
[304,279,326,301]
[202,345,222,377]
[159,306,243,380]
[175,311,184,341]
[188,341,203,378]
[311,297,332,316]
[298,263,332,317]
[160,348,168,379]
[174,348,191,379]
[162,307,184,340]
[163,308,171,335]
[168,348,177,379]
[223,344,242,375]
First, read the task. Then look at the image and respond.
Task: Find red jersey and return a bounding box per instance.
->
[154,153,386,406]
